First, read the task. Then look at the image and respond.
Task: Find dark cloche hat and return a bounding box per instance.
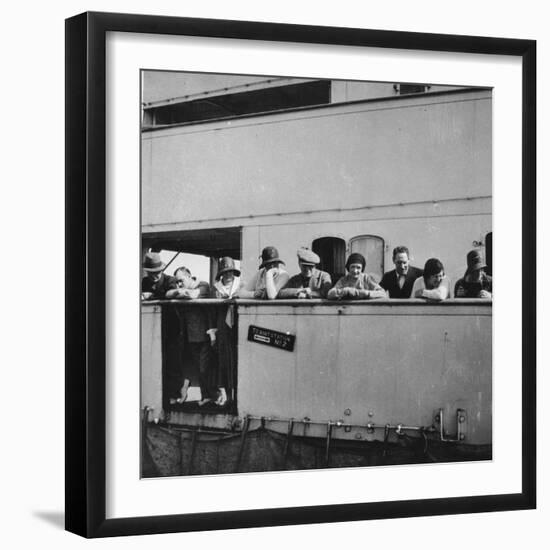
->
[216,256,241,280]
[259,246,285,269]
[345,252,366,271]
[297,247,320,266]
[466,249,486,273]
[143,251,165,272]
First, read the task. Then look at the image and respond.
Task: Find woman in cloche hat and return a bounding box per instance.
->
[209,257,243,407]
[212,257,242,299]
[238,246,289,300]
[327,252,387,300]
[454,250,492,298]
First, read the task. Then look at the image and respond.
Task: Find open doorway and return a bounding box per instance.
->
[142,226,241,413]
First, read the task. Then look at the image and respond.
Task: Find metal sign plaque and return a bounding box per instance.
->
[248,325,295,351]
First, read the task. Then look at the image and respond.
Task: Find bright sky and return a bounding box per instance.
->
[158,250,241,283]
[159,251,210,281]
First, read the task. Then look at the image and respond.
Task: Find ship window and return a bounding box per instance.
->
[485,232,492,276]
[349,235,385,281]
[312,237,346,284]
[393,83,431,95]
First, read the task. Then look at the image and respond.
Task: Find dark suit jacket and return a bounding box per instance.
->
[176,281,213,343]
[141,273,177,299]
[380,266,423,298]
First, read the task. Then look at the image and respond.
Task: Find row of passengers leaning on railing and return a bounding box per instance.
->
[232,245,491,301]
[140,246,492,406]
[141,245,493,304]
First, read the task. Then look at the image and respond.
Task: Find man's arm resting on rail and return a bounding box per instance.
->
[318,272,333,299]
[278,286,315,299]
[165,281,210,300]
[278,287,303,298]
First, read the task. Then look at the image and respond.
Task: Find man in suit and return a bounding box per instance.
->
[380,246,423,298]
[141,251,177,300]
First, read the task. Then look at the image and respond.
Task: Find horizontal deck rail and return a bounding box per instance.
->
[142,298,492,307]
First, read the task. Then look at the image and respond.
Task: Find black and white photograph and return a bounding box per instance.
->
[140,71,493,477]
[1,0,544,546]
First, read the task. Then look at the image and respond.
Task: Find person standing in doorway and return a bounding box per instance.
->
[168,266,217,406]
[210,257,242,406]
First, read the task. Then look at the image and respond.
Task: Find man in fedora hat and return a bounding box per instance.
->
[239,246,289,300]
[278,247,332,299]
[327,252,387,300]
[141,251,178,300]
[454,250,492,298]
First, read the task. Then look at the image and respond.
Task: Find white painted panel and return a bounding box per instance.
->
[140,305,163,421]
[142,90,491,229]
[237,303,491,445]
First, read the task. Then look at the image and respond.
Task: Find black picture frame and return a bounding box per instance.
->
[65,11,536,538]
